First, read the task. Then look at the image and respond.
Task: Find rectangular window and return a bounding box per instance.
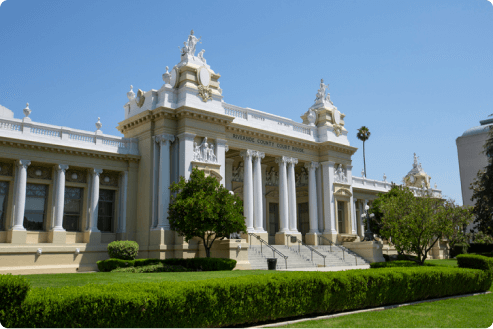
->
[24,184,48,231]
[97,189,115,232]
[337,201,345,234]
[63,187,83,232]
[0,181,9,231]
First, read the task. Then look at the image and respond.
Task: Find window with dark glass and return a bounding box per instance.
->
[0,181,9,231]
[63,187,83,232]
[24,184,48,231]
[97,189,115,232]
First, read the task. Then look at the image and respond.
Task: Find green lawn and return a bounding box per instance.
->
[424,259,458,267]
[23,269,281,288]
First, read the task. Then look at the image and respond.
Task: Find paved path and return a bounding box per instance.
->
[275,265,370,272]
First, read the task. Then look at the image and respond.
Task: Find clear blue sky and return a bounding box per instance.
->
[1,0,492,205]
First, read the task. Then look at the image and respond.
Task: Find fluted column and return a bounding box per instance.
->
[305,161,319,234]
[287,157,299,233]
[316,165,323,233]
[88,168,103,232]
[156,134,175,230]
[53,164,69,231]
[322,161,337,234]
[253,151,265,232]
[12,159,31,230]
[241,150,254,232]
[275,156,289,233]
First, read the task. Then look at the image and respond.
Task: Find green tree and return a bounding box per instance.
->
[168,168,246,258]
[470,126,493,236]
[357,126,371,177]
[377,186,473,265]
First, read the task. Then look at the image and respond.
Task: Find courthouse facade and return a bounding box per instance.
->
[0,31,442,273]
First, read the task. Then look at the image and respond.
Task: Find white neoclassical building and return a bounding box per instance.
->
[0,31,443,274]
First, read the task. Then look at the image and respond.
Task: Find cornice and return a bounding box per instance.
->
[320,141,358,155]
[0,137,141,163]
[226,124,319,151]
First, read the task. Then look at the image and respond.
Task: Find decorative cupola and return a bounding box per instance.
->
[123,30,223,120]
[301,79,349,144]
[403,153,432,189]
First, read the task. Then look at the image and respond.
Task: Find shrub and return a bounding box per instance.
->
[97,257,236,272]
[457,254,493,272]
[107,240,139,260]
[0,274,30,314]
[111,263,189,273]
[3,267,490,328]
[370,260,436,268]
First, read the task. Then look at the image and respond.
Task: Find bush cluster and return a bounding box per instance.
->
[2,267,490,328]
[370,260,435,268]
[0,274,30,315]
[457,254,493,273]
[107,240,139,260]
[97,257,237,272]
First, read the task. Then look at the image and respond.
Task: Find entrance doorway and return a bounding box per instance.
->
[337,201,346,233]
[268,203,279,245]
[298,202,309,243]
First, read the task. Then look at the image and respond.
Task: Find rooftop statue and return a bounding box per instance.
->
[315,79,328,104]
[179,30,202,58]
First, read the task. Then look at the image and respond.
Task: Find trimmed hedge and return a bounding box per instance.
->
[457,254,493,272]
[370,260,435,268]
[0,274,30,314]
[97,257,237,272]
[107,240,139,260]
[112,263,189,273]
[2,267,490,328]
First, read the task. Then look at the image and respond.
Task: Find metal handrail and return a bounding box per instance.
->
[286,234,326,267]
[316,235,360,265]
[248,233,288,269]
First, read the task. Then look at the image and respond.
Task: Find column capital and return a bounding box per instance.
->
[253,151,265,159]
[176,132,196,142]
[288,157,298,165]
[17,159,31,169]
[216,138,227,146]
[275,156,290,165]
[56,164,69,172]
[304,161,319,170]
[92,168,103,176]
[120,170,129,177]
[240,149,255,159]
[154,133,175,144]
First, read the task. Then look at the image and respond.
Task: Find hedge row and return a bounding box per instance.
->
[97,257,237,272]
[2,266,491,328]
[370,260,435,268]
[457,254,493,272]
[112,263,189,273]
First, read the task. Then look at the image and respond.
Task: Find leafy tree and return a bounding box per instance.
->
[357,126,371,177]
[470,126,493,236]
[377,186,473,265]
[168,168,246,258]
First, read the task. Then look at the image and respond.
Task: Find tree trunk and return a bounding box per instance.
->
[205,247,211,258]
[363,141,367,177]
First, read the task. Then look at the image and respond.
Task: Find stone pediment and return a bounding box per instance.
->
[334,187,352,197]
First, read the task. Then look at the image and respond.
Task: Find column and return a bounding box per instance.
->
[261,163,268,231]
[321,161,337,234]
[287,157,299,233]
[52,164,69,231]
[240,150,254,232]
[156,134,175,230]
[216,139,227,187]
[253,151,265,232]
[358,200,364,238]
[151,136,160,228]
[225,158,234,191]
[88,168,103,232]
[347,165,357,235]
[316,166,323,233]
[12,159,30,230]
[305,162,319,234]
[177,132,196,180]
[117,170,128,234]
[275,156,289,233]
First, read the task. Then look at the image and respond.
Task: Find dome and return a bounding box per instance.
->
[461,124,493,137]
[0,105,14,119]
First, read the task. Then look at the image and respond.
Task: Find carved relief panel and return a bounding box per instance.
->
[27,165,52,180]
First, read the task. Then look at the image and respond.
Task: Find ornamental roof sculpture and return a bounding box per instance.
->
[403,153,432,189]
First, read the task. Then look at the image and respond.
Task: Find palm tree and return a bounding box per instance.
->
[357,126,371,178]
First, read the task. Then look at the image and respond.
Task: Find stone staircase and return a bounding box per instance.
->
[248,243,369,270]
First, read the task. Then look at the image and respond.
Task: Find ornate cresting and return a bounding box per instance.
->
[198,85,213,102]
